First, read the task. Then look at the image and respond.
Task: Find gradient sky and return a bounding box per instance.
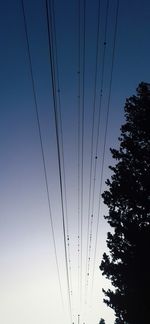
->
[1,1,150,324]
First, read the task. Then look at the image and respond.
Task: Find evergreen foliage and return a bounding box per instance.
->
[99,319,105,324]
[100,83,150,324]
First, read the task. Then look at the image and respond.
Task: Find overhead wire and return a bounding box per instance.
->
[80,0,86,312]
[21,0,119,321]
[45,0,73,322]
[85,0,109,304]
[91,0,120,299]
[20,0,65,314]
[84,0,101,306]
[50,0,73,303]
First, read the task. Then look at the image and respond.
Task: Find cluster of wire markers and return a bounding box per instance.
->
[21,0,119,323]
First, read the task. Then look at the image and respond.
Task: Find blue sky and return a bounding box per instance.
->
[1,1,150,324]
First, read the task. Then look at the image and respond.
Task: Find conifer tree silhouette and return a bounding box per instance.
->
[100,83,150,324]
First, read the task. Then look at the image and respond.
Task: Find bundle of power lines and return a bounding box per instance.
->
[21,0,119,323]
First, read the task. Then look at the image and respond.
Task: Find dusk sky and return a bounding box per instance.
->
[1,1,150,324]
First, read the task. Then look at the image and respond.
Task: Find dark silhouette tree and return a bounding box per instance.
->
[99,319,105,324]
[100,82,150,324]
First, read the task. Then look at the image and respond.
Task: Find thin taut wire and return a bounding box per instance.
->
[45,0,73,322]
[91,0,120,299]
[21,0,65,313]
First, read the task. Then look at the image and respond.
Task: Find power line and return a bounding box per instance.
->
[50,0,74,306]
[45,0,73,322]
[84,0,101,305]
[80,0,86,313]
[84,0,109,308]
[20,0,65,314]
[85,0,109,299]
[91,0,120,299]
